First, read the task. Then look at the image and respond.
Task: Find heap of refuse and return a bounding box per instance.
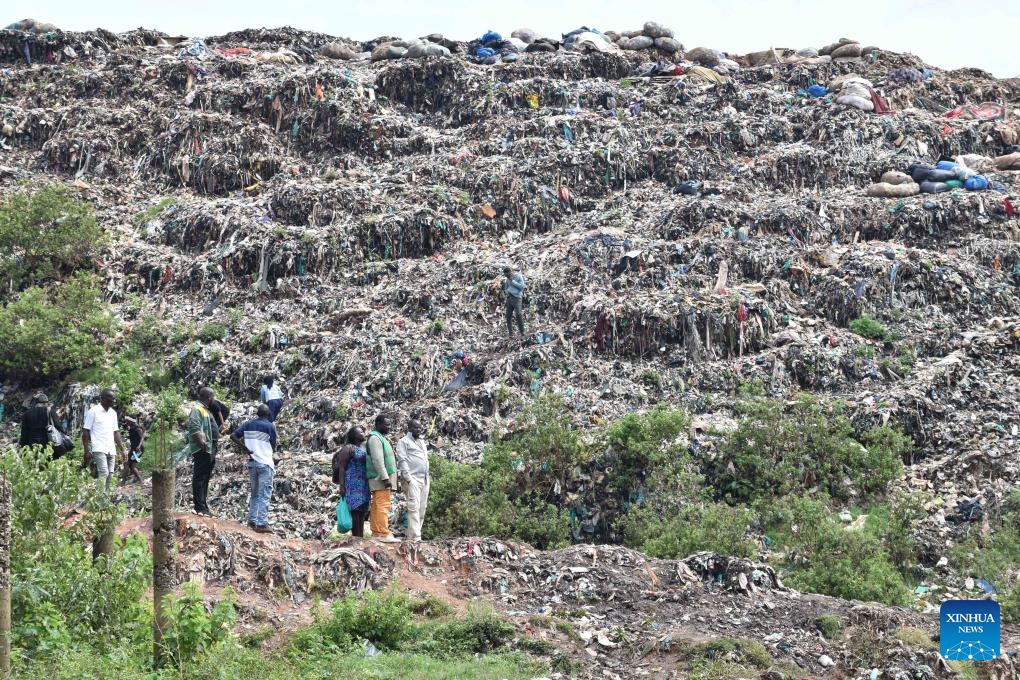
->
[0,19,1019,673]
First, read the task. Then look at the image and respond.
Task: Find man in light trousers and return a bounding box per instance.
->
[396,419,430,542]
[82,388,125,490]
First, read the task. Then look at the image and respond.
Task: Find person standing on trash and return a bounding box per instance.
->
[366,414,400,543]
[121,416,145,484]
[259,376,286,422]
[395,419,431,542]
[230,404,277,534]
[187,387,218,515]
[332,426,371,538]
[19,393,53,452]
[503,266,526,337]
[82,389,125,490]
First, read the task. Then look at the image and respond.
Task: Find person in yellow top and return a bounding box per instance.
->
[366,414,399,543]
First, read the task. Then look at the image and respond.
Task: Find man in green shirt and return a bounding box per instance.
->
[366,414,399,543]
[188,386,217,515]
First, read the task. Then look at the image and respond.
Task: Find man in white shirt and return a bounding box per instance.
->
[82,389,125,490]
[395,419,431,542]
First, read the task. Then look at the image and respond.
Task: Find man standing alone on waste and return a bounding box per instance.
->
[82,389,125,489]
[231,404,277,534]
[259,375,285,422]
[187,387,218,515]
[19,393,52,451]
[366,414,400,543]
[121,416,145,484]
[503,266,526,337]
[396,419,430,542]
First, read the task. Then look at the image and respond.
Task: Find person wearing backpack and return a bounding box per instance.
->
[366,414,400,543]
[332,426,370,538]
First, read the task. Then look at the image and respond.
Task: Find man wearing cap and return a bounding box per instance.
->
[82,389,126,490]
[19,393,52,451]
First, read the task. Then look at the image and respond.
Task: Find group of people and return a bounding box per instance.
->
[331,414,431,542]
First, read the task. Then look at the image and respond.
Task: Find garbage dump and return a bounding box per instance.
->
[0,16,1018,678]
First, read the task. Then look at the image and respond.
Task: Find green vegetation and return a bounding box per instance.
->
[949,494,1020,621]
[0,273,115,379]
[197,322,228,343]
[703,396,906,503]
[816,615,843,640]
[0,185,105,290]
[849,314,892,341]
[132,197,177,226]
[676,638,773,679]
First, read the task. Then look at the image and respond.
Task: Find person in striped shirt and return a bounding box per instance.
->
[230,404,278,533]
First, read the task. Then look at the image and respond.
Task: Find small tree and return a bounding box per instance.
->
[152,385,184,667]
[0,273,114,380]
[0,185,105,290]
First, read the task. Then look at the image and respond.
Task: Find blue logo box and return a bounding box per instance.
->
[940,600,1000,661]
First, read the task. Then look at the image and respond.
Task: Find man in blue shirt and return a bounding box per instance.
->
[230,404,278,533]
[503,266,526,337]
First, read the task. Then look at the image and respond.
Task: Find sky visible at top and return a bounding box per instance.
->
[6,0,1018,77]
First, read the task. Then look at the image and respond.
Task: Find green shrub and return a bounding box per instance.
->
[127,313,167,354]
[705,397,906,503]
[197,322,228,343]
[160,584,237,667]
[757,496,912,606]
[0,274,115,379]
[620,503,757,560]
[426,395,582,549]
[132,196,177,226]
[75,353,145,411]
[640,369,661,389]
[604,405,690,497]
[816,615,843,639]
[849,314,891,341]
[426,605,516,657]
[0,185,105,290]
[0,447,151,656]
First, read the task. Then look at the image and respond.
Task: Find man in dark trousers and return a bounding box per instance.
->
[187,387,217,515]
[19,393,52,451]
[503,266,526,337]
[121,416,145,484]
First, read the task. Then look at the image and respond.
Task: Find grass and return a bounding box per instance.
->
[133,197,177,226]
[893,627,935,650]
[816,615,843,640]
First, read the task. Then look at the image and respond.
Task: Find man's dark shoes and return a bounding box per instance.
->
[254,525,272,534]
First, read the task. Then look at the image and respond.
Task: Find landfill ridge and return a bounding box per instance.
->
[1,23,1019,680]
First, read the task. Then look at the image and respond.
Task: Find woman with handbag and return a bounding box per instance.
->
[19,393,72,459]
[331,426,370,538]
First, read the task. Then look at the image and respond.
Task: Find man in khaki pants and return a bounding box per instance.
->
[395,419,430,542]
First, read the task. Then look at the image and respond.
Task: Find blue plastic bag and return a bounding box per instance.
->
[806,84,828,97]
[481,30,502,46]
[336,497,353,533]
[964,175,989,191]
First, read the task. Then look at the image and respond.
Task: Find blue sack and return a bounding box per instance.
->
[336,497,353,533]
[935,160,958,171]
[475,46,495,59]
[806,84,828,97]
[481,30,502,46]
[964,175,989,191]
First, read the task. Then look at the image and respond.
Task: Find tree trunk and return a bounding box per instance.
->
[0,477,12,679]
[152,467,175,666]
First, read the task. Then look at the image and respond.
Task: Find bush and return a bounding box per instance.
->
[0,274,115,379]
[0,447,151,656]
[427,395,582,549]
[160,584,237,667]
[705,397,906,503]
[0,185,105,290]
[127,313,167,354]
[620,503,757,560]
[75,353,145,411]
[757,495,912,606]
[849,314,891,341]
[425,605,516,657]
[604,405,690,497]
[197,322,227,342]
